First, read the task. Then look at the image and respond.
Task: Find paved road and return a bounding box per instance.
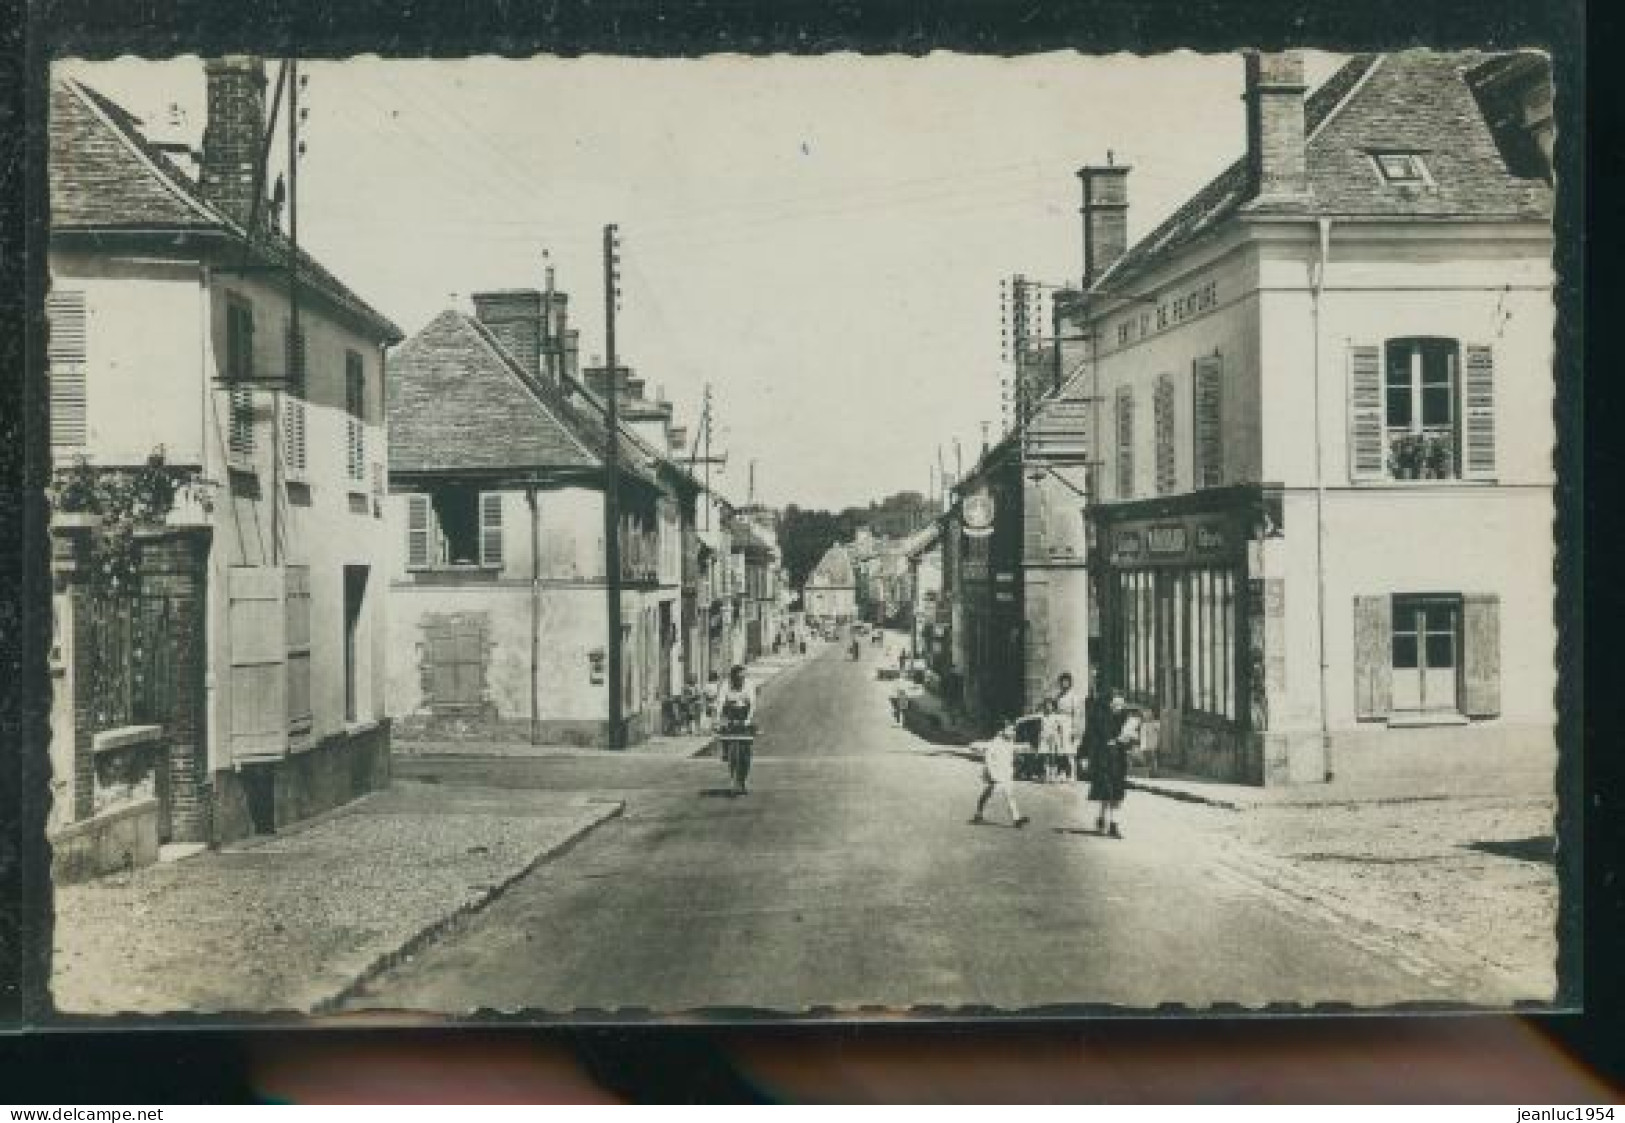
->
[347,641,1472,1014]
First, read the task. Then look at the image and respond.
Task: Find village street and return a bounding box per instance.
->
[337,635,1552,1015]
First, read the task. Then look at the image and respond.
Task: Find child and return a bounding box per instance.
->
[970,724,1029,828]
[1039,697,1067,782]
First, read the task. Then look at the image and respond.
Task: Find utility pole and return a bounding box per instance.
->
[275,57,302,567]
[602,224,625,750]
[703,384,713,530]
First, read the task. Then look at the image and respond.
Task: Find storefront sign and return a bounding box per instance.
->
[1113,276,1220,349]
[1109,514,1237,567]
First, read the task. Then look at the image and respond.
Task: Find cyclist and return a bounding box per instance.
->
[715,664,759,796]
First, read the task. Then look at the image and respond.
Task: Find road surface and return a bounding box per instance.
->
[345,641,1478,1014]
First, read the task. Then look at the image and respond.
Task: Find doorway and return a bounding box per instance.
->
[344,565,369,722]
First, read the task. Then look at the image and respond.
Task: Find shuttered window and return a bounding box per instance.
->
[1114,385,1135,500]
[47,290,88,448]
[1461,344,1496,480]
[285,325,307,399]
[1193,354,1223,489]
[228,387,256,462]
[282,396,307,478]
[1154,373,1177,495]
[479,492,504,568]
[406,493,432,569]
[227,566,288,760]
[1352,594,1392,720]
[226,298,255,382]
[1348,344,1384,482]
[345,351,366,481]
[285,565,312,734]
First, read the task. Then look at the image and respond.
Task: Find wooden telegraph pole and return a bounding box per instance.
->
[602,224,625,749]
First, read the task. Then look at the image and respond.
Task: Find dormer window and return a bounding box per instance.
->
[1372,152,1431,186]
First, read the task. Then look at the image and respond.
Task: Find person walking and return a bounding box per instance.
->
[1089,689,1140,838]
[970,723,1029,828]
[715,664,759,796]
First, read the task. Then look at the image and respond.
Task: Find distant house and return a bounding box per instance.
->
[385,291,695,747]
[47,59,402,861]
[803,543,857,625]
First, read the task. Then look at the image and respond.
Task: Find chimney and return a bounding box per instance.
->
[562,329,580,384]
[1243,51,1310,201]
[200,56,269,229]
[472,289,545,381]
[541,291,569,380]
[1077,157,1131,287]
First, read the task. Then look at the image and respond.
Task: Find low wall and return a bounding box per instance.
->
[212,719,393,844]
[50,797,160,883]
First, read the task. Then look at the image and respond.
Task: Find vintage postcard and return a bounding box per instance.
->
[37,46,1568,1018]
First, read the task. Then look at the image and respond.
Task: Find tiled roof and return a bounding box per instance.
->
[807,544,855,588]
[50,77,401,343]
[388,309,665,486]
[1093,51,1552,294]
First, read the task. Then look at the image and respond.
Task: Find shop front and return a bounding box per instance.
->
[1092,487,1281,784]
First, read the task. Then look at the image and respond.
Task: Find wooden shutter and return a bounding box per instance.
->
[1348,344,1384,482]
[1154,374,1177,495]
[479,492,504,568]
[347,417,365,481]
[406,493,432,569]
[285,565,312,733]
[1115,385,1135,499]
[282,397,307,478]
[284,325,307,398]
[227,566,288,760]
[1462,344,1496,480]
[47,290,88,447]
[1461,594,1501,717]
[1352,594,1392,721]
[228,387,256,461]
[1193,355,1223,489]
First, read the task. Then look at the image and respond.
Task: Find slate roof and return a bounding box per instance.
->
[387,310,663,488]
[50,76,401,343]
[1092,51,1553,295]
[806,544,856,588]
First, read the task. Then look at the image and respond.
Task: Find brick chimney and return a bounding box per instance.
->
[1077,158,1131,287]
[199,56,269,229]
[472,289,545,381]
[1243,51,1310,201]
[541,291,569,381]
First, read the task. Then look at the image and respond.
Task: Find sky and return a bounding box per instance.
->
[59,52,1341,510]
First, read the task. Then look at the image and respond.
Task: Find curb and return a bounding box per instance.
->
[311,799,626,1015]
[1126,779,1248,811]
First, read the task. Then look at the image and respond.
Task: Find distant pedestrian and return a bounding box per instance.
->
[970,724,1029,828]
[889,677,910,727]
[1089,689,1139,838]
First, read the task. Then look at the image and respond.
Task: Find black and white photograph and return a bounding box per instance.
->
[37,43,1567,1019]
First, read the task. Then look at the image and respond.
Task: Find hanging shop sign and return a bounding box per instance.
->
[962,486,996,539]
[1108,513,1240,567]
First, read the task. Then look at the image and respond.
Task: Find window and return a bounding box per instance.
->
[226,298,255,382]
[1372,152,1430,185]
[345,351,365,482]
[1349,339,1495,482]
[405,487,505,570]
[1391,595,1459,713]
[1114,385,1135,500]
[1113,566,1236,721]
[47,290,88,448]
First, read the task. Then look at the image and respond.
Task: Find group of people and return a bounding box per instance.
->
[971,670,1141,838]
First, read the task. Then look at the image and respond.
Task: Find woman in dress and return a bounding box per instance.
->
[1089,689,1139,838]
